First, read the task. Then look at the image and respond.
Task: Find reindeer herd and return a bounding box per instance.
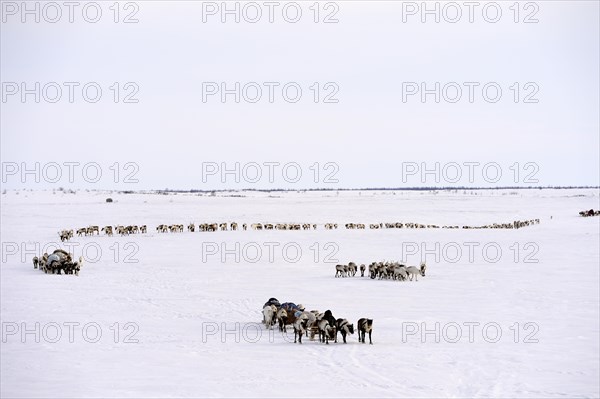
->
[335,261,427,281]
[262,299,373,345]
[579,209,600,217]
[58,218,541,241]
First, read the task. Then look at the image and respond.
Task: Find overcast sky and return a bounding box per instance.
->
[1,1,598,190]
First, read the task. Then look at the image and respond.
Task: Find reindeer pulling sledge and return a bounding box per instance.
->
[36,249,83,275]
[262,299,357,345]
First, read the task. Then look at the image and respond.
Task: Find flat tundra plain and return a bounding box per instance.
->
[1,189,599,398]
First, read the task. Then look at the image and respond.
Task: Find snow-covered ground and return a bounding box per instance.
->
[1,189,599,398]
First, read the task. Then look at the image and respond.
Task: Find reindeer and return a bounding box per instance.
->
[335,264,348,277]
[406,264,425,281]
[336,319,354,343]
[294,314,309,344]
[74,256,83,276]
[321,310,337,343]
[277,308,288,332]
[40,253,48,273]
[393,264,408,281]
[357,318,373,344]
[58,230,70,242]
[348,262,357,277]
[318,319,336,344]
[262,304,278,329]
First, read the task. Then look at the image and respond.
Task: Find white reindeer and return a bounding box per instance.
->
[262,304,277,329]
[406,266,421,281]
[73,256,84,276]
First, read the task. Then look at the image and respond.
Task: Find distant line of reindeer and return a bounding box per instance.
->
[579,209,599,217]
[57,218,541,241]
[59,225,147,241]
